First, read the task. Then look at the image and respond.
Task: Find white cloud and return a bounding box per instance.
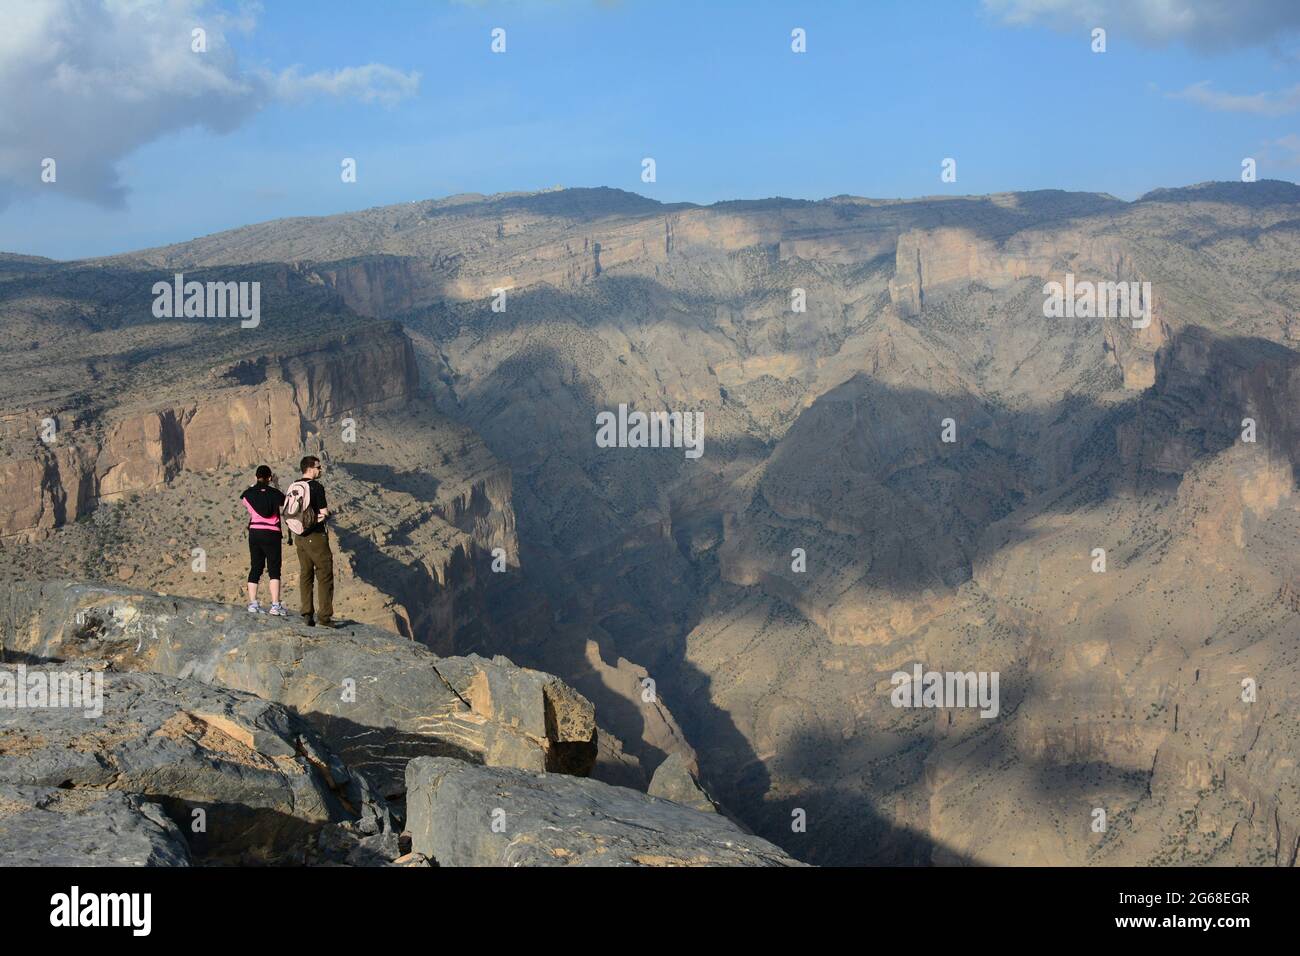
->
[0,0,419,209]
[269,64,421,107]
[1168,81,1300,115]
[982,0,1300,51]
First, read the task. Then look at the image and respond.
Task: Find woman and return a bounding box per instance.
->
[241,465,287,615]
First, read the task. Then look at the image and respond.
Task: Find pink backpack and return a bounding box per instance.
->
[281,479,317,536]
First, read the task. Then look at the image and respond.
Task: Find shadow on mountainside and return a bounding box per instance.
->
[419,327,1298,863]
[761,723,986,866]
[338,461,442,502]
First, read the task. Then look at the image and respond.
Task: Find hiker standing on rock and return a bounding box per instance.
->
[241,465,288,616]
[283,455,335,628]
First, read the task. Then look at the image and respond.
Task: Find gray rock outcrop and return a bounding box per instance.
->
[404,756,801,867]
[0,666,387,864]
[0,582,600,797]
[0,785,192,867]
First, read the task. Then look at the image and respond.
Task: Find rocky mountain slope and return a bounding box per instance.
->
[0,583,797,866]
[2,181,1297,865]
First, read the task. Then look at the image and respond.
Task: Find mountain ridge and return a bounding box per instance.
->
[16,180,1294,266]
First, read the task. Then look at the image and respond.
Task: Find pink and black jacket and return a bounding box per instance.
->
[241,485,286,534]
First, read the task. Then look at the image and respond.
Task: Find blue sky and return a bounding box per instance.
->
[3,0,1299,259]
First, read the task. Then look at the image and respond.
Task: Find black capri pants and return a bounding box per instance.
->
[247,530,283,583]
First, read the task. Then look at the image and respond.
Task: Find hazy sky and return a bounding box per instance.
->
[3,0,1299,259]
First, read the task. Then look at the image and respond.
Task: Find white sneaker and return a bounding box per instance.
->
[268,603,287,616]
[247,602,264,614]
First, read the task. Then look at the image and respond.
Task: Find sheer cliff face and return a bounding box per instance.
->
[0,325,419,539]
[4,182,1300,865]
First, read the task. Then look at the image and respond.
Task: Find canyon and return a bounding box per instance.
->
[1,181,1297,865]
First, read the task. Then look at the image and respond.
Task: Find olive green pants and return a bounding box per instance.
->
[295,532,334,624]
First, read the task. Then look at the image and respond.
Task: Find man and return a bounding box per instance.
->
[293,455,335,628]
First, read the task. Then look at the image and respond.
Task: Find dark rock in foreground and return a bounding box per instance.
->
[0,785,192,867]
[0,666,387,864]
[0,584,810,867]
[404,756,803,867]
[1,581,601,797]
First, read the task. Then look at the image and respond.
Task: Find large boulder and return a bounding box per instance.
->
[0,582,599,797]
[403,756,803,867]
[0,665,387,864]
[0,785,192,867]
[647,752,719,814]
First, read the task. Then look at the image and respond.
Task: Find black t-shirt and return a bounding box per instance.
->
[305,479,329,533]
[241,485,285,533]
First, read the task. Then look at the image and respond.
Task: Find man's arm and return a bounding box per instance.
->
[313,482,330,520]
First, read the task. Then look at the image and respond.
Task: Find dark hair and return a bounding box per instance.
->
[300,456,320,473]
[255,465,273,485]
